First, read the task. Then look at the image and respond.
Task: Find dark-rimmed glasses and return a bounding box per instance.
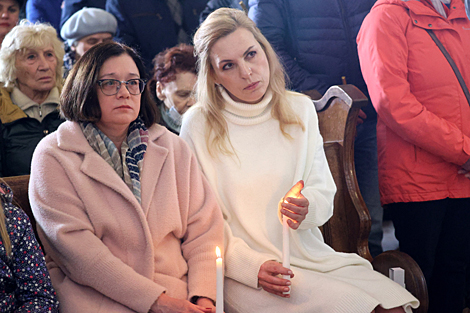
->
[97,78,146,96]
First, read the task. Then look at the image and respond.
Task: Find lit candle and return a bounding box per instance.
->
[282,207,291,295]
[216,246,223,313]
[280,180,304,295]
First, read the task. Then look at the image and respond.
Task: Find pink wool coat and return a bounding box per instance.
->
[29,121,224,313]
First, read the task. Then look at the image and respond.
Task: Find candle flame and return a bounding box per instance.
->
[284,180,304,199]
[216,246,221,258]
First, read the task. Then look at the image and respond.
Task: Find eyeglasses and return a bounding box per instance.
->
[97,78,146,96]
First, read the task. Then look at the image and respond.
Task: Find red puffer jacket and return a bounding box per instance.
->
[358,0,470,205]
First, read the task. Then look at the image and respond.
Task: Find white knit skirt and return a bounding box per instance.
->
[224,264,419,313]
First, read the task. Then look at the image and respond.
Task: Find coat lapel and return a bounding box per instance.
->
[140,125,169,216]
[57,122,170,217]
[80,152,141,209]
[57,121,141,210]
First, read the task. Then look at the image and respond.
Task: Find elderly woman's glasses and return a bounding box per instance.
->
[97,79,146,96]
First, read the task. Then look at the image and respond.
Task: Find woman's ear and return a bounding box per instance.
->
[156,81,165,100]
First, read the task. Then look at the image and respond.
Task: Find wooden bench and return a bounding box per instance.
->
[2,95,429,311]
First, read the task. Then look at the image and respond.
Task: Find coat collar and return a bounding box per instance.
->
[373,0,467,29]
[406,0,467,21]
[56,121,169,215]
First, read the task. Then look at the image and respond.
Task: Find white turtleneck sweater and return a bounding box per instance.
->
[180,89,371,289]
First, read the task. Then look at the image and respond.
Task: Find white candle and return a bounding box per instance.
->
[282,213,291,295]
[216,246,224,313]
[280,180,304,295]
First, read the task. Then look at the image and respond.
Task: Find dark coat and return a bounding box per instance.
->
[106,0,207,72]
[248,0,376,116]
[26,0,62,35]
[199,0,249,23]
[1,112,64,177]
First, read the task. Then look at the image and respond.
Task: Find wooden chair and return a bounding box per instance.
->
[311,85,428,313]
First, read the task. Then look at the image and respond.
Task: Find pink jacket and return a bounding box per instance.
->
[29,121,224,313]
[357,0,470,205]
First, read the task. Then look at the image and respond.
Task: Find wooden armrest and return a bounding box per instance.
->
[372,250,428,313]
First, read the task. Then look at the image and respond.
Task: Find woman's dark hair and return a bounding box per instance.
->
[152,43,197,84]
[61,41,158,128]
[15,0,25,9]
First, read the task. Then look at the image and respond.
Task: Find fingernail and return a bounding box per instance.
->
[286,281,291,285]
[288,270,293,275]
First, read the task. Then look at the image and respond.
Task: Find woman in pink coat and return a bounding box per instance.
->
[29,42,224,313]
[358,0,470,312]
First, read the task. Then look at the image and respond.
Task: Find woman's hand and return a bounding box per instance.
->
[150,294,213,313]
[258,260,294,298]
[280,180,308,229]
[357,109,367,125]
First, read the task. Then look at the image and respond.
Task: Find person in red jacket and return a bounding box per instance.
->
[358,0,470,312]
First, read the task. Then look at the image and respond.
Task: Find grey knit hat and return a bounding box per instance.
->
[60,7,117,46]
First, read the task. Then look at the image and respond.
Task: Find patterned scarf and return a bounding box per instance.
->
[81,118,149,203]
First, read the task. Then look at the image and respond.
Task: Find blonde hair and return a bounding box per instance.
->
[193,8,304,156]
[0,20,64,89]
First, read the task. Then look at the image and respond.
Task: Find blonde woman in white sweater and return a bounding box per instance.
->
[180,8,419,313]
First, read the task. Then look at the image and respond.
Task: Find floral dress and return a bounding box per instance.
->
[0,184,59,312]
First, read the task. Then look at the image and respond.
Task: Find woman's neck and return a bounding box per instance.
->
[17,83,51,105]
[95,123,128,151]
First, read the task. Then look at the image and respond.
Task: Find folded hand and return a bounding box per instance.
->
[258,260,294,298]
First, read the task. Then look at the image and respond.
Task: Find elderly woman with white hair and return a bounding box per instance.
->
[0,20,64,177]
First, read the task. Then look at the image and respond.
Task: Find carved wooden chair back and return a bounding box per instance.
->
[311,85,428,312]
[314,85,372,260]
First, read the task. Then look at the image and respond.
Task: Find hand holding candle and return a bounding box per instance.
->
[280,180,306,295]
[281,180,308,229]
[215,246,223,313]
